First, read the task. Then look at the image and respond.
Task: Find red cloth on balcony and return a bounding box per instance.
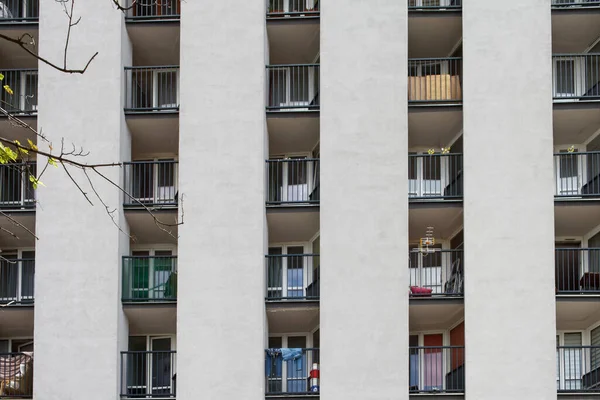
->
[410,286,433,296]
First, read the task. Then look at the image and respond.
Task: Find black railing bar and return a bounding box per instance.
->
[554,151,600,156]
[264,348,319,351]
[553,53,600,57]
[556,247,600,250]
[125,15,181,20]
[266,64,320,68]
[124,65,180,70]
[266,158,320,163]
[120,350,177,354]
[408,57,463,62]
[409,346,465,349]
[266,254,319,258]
[123,256,178,259]
[123,160,179,165]
[409,153,463,157]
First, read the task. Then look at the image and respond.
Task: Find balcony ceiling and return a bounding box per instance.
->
[0,307,34,337]
[0,26,38,69]
[552,12,600,53]
[557,299,600,330]
[409,205,463,241]
[267,22,320,64]
[267,304,319,334]
[0,213,35,248]
[410,301,463,331]
[127,114,179,158]
[409,108,462,148]
[408,14,462,58]
[0,117,37,146]
[553,107,600,146]
[268,114,319,155]
[268,209,319,243]
[127,23,180,66]
[125,210,179,244]
[555,202,600,237]
[124,304,176,335]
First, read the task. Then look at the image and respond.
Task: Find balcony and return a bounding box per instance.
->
[124,66,179,113]
[0,352,33,398]
[120,350,176,399]
[408,58,463,106]
[555,248,600,294]
[408,0,461,11]
[123,161,178,209]
[409,153,462,202]
[0,70,38,115]
[409,346,465,394]
[552,0,600,8]
[409,249,463,298]
[267,65,320,113]
[554,151,600,199]
[0,258,34,305]
[0,162,36,211]
[267,0,319,18]
[124,0,180,21]
[266,159,319,207]
[0,0,38,23]
[266,254,319,301]
[553,54,600,102]
[557,346,600,393]
[265,348,320,396]
[122,256,177,303]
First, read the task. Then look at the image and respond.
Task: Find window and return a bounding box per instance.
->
[0,250,34,303]
[591,326,600,370]
[268,66,318,110]
[557,333,582,390]
[556,149,581,196]
[409,245,443,293]
[127,250,176,300]
[408,152,446,198]
[267,246,308,299]
[267,155,317,204]
[129,160,177,205]
[126,336,175,397]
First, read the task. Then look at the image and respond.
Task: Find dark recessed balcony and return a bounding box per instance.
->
[0,352,33,398]
[122,255,177,303]
[409,153,463,201]
[408,58,463,105]
[123,0,180,21]
[266,158,319,207]
[552,0,600,9]
[409,346,465,394]
[123,160,178,209]
[267,65,320,113]
[409,248,463,298]
[556,248,600,294]
[0,0,38,23]
[265,348,320,396]
[124,66,179,114]
[553,54,600,102]
[408,0,461,11]
[120,350,176,399]
[554,151,600,199]
[0,162,36,211]
[557,345,600,393]
[266,253,319,301]
[0,69,38,115]
[0,257,34,305]
[267,0,319,18]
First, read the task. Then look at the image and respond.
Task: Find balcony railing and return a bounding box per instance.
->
[409,249,463,297]
[267,65,320,111]
[266,254,319,301]
[123,161,178,208]
[409,346,465,394]
[267,0,319,17]
[120,351,176,399]
[122,256,177,302]
[409,58,462,104]
[0,70,38,114]
[266,348,320,395]
[124,0,180,20]
[0,0,38,22]
[557,346,600,392]
[409,153,462,200]
[408,0,461,10]
[554,151,600,198]
[552,0,600,8]
[0,162,36,210]
[0,258,34,304]
[124,66,179,112]
[266,159,319,205]
[555,248,600,294]
[553,54,600,101]
[0,352,33,398]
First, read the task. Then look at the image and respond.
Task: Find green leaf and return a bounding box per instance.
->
[29,174,44,189]
[3,85,13,95]
[27,139,37,152]
[48,157,57,167]
[0,73,4,81]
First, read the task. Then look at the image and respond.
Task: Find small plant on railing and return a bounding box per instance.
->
[567,145,576,153]
[426,147,451,155]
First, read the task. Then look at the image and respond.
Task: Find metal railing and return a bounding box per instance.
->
[122,256,177,302]
[120,351,176,398]
[124,66,179,112]
[409,153,462,200]
[124,0,180,20]
[408,58,462,104]
[409,346,465,393]
[0,352,33,398]
[123,161,178,207]
[267,0,319,17]
[555,248,600,293]
[266,348,320,395]
[267,65,320,111]
[0,70,38,114]
[0,259,34,304]
[409,249,463,297]
[266,254,319,300]
[408,0,461,10]
[553,54,600,101]
[0,162,36,210]
[0,0,38,22]
[552,0,600,8]
[554,151,600,198]
[266,159,319,205]
[557,346,600,392]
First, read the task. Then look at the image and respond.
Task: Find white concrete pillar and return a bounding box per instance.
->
[34,1,131,399]
[463,1,556,398]
[177,2,266,400]
[321,1,409,399]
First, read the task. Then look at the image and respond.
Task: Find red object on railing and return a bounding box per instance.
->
[410,286,433,296]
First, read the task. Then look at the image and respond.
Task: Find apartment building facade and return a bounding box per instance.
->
[0,0,599,399]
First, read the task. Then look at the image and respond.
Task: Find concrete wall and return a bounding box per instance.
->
[177,1,266,400]
[34,1,130,399]
[321,1,409,399]
[463,0,556,398]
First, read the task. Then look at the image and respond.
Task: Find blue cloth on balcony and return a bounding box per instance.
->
[282,348,304,371]
[410,353,419,388]
[265,349,282,377]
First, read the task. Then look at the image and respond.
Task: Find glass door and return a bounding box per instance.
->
[151,337,173,395]
[152,250,174,299]
[286,336,307,393]
[286,247,305,298]
[0,253,18,302]
[131,251,151,299]
[20,251,35,301]
[153,70,179,109]
[556,149,582,196]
